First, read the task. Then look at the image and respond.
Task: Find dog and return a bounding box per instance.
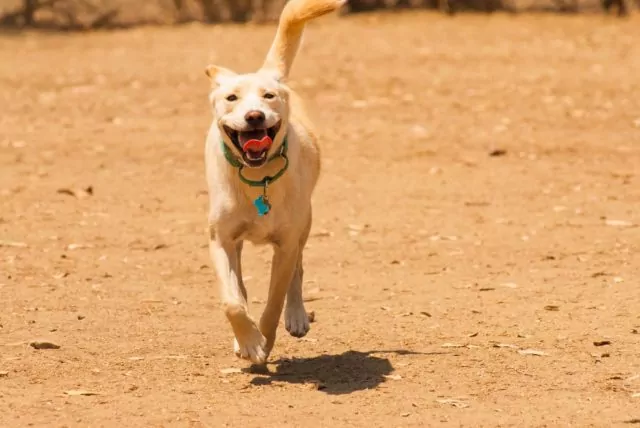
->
[204,0,345,364]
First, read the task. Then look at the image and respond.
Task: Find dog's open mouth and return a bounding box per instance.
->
[223,122,281,167]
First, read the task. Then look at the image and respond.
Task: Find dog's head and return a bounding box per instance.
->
[206,66,289,168]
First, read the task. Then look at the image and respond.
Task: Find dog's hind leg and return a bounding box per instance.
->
[210,233,267,364]
[284,255,310,337]
[285,211,312,338]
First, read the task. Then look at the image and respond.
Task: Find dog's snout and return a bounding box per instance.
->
[244,110,266,127]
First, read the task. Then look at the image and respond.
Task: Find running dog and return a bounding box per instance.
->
[204,0,345,364]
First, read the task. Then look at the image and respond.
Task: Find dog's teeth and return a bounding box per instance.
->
[246,150,267,161]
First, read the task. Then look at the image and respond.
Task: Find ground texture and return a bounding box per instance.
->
[1,11,640,428]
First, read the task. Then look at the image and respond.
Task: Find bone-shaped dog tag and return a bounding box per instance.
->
[254,195,271,216]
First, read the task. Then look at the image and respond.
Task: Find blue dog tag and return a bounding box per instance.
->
[254,195,271,216]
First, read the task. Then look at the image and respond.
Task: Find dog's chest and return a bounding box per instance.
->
[240,215,281,245]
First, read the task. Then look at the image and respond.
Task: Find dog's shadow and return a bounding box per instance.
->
[248,349,438,395]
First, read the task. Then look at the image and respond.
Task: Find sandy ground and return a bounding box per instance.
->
[1,11,640,428]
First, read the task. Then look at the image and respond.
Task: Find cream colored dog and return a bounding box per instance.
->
[204,0,345,364]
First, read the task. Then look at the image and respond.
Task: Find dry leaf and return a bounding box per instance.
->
[30,341,60,350]
[380,306,391,311]
[401,412,411,417]
[220,367,242,375]
[468,332,479,338]
[57,188,76,197]
[0,240,27,248]
[465,201,490,207]
[593,340,611,347]
[57,186,93,199]
[67,243,93,250]
[489,149,507,157]
[65,390,99,396]
[518,349,548,356]
[544,305,560,311]
[383,374,402,381]
[493,343,518,349]
[436,398,469,408]
[148,355,187,360]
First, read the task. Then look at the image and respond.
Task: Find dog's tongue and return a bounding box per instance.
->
[242,135,272,153]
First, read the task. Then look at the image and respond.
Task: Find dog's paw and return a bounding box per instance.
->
[285,304,310,338]
[233,330,268,365]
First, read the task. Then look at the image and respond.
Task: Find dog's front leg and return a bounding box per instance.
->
[259,241,300,357]
[209,234,267,364]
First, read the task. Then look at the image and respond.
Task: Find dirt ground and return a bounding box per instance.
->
[1,11,640,428]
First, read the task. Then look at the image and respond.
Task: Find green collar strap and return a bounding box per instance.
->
[221,137,289,188]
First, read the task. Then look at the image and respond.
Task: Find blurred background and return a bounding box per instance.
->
[0,0,636,30]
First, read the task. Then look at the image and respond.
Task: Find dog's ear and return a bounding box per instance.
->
[205,65,236,86]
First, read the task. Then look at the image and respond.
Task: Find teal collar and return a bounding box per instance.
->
[221,137,289,188]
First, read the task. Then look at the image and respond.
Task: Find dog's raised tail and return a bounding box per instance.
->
[260,0,345,80]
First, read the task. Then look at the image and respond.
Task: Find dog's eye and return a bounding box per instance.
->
[225,94,238,102]
[263,93,275,100]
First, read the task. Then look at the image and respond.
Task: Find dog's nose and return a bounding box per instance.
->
[244,110,266,127]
